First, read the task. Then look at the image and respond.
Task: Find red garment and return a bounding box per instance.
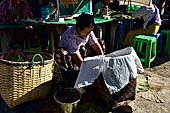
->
[0,0,33,23]
[50,0,58,20]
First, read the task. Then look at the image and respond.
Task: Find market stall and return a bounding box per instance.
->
[0,0,147,113]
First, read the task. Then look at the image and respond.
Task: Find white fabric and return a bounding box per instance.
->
[131,4,155,28]
[74,47,144,94]
[131,4,161,28]
[118,0,151,6]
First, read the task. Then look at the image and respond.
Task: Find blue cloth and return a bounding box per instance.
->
[147,4,159,27]
[114,19,127,50]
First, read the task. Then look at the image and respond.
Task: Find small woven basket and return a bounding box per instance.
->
[0,52,54,108]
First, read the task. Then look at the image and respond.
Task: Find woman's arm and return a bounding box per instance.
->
[92,42,104,55]
[72,53,83,67]
[72,42,104,67]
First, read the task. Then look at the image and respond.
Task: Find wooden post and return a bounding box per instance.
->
[48,26,55,56]
[109,21,117,52]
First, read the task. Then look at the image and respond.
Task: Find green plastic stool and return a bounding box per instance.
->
[133,35,157,68]
[161,30,170,55]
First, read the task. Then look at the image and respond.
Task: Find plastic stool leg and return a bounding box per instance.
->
[163,32,170,55]
[137,41,141,52]
[157,33,162,54]
[153,41,156,58]
[145,40,152,68]
[167,33,170,55]
[138,42,143,53]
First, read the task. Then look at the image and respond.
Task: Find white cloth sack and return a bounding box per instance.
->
[74,47,144,94]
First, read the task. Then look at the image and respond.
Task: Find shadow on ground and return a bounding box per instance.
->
[151,55,170,68]
[0,94,130,113]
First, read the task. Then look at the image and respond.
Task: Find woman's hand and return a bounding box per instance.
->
[71,42,104,67]
[72,53,83,67]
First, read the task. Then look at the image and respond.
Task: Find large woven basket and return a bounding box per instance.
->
[0,52,54,108]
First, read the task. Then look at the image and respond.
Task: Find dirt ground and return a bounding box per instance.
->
[82,55,170,113]
[72,55,170,113]
[127,55,170,113]
[1,55,170,113]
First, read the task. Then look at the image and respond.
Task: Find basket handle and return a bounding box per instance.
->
[30,54,44,68]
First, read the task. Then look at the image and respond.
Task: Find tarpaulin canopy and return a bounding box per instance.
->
[118,0,152,6]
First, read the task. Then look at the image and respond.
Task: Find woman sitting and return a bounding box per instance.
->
[55,13,137,112]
